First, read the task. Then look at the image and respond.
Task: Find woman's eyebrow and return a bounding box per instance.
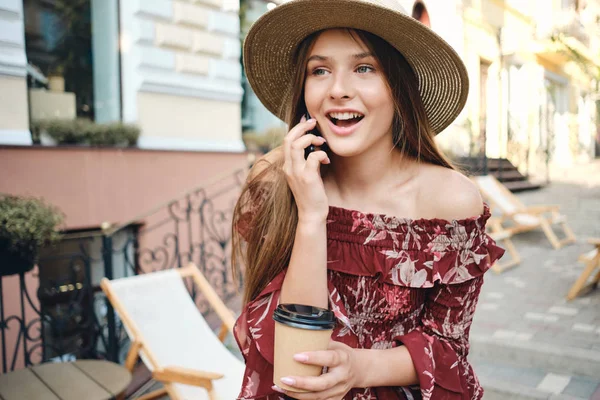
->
[353,52,373,60]
[307,52,374,63]
[307,55,328,62]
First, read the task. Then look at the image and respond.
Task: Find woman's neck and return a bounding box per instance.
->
[324,144,418,208]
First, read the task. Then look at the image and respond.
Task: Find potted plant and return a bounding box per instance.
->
[0,195,65,277]
[31,119,141,147]
[47,64,65,92]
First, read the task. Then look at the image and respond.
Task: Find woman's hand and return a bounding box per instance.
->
[283,116,330,224]
[272,341,359,400]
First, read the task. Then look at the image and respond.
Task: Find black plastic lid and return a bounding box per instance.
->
[273,304,336,330]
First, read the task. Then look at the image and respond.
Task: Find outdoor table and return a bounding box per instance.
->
[0,360,131,400]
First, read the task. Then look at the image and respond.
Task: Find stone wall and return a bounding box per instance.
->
[119,0,244,152]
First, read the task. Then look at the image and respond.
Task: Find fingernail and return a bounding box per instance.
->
[281,377,295,385]
[325,158,331,164]
[293,353,308,362]
[300,115,306,123]
[272,385,284,393]
[318,137,327,142]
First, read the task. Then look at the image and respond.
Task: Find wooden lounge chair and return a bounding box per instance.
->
[567,238,600,301]
[100,263,244,400]
[473,175,576,249]
[487,218,521,273]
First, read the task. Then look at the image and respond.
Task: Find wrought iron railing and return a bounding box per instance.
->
[0,167,248,373]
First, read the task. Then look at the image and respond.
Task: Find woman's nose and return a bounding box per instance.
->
[328,73,353,100]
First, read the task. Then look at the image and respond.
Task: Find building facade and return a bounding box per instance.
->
[0,0,244,152]
[460,0,599,178]
[243,0,600,179]
[414,0,600,177]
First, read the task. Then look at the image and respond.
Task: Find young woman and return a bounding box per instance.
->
[232,1,504,399]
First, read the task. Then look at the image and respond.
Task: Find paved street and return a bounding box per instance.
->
[469,160,600,399]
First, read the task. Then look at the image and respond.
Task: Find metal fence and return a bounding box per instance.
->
[0,167,247,373]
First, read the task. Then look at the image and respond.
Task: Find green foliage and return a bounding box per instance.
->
[31,119,140,147]
[551,33,600,82]
[0,195,65,260]
[242,126,287,153]
[87,122,140,146]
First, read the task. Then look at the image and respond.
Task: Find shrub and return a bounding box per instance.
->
[0,195,65,262]
[243,126,287,153]
[31,119,140,147]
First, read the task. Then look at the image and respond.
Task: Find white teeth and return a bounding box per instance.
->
[328,112,363,120]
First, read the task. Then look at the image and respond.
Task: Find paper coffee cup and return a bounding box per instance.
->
[273,304,336,393]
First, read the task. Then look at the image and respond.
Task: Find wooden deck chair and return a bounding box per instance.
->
[100,263,244,400]
[473,175,576,249]
[567,238,600,301]
[487,217,521,273]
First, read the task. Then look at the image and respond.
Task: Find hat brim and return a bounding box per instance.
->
[243,0,469,135]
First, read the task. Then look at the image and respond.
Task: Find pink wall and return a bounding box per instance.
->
[0,268,42,373]
[0,146,250,230]
[1,146,251,372]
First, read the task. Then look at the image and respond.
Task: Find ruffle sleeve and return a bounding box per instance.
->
[326,204,505,287]
[234,271,283,399]
[395,277,486,399]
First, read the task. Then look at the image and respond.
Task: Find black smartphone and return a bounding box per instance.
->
[303,112,330,160]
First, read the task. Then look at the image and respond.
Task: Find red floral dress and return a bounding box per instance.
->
[234,204,504,400]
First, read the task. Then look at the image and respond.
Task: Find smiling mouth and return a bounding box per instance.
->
[327,112,364,128]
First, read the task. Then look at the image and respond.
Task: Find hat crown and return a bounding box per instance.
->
[355,0,407,15]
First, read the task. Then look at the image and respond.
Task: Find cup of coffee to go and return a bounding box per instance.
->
[272,304,336,392]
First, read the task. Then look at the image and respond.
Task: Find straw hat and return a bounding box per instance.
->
[243,0,469,135]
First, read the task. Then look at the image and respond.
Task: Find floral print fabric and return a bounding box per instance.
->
[234,204,505,399]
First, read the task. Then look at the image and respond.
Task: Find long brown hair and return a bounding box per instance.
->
[232,29,455,304]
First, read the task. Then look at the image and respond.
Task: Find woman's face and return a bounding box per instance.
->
[304,29,395,158]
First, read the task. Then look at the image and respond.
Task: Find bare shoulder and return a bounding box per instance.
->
[248,147,283,181]
[418,164,484,221]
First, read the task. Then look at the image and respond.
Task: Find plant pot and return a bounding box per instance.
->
[0,239,36,277]
[48,76,65,93]
[40,130,58,146]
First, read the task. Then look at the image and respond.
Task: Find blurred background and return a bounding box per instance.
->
[0,0,599,399]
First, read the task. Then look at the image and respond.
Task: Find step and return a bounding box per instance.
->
[471,359,600,400]
[503,180,543,192]
[493,170,527,182]
[463,165,520,176]
[458,157,516,170]
[470,335,600,379]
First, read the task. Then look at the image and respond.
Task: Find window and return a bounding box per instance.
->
[23,0,121,125]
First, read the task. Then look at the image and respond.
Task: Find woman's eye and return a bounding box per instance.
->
[311,68,328,76]
[356,65,374,73]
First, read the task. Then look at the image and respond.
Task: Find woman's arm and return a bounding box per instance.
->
[279,117,331,308]
[354,345,418,387]
[280,219,329,308]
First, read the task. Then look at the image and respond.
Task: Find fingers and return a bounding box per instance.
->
[283,119,318,167]
[272,348,350,398]
[304,150,330,172]
[272,384,344,400]
[288,117,317,141]
[293,349,345,368]
[285,136,328,177]
[282,373,339,393]
[291,134,326,160]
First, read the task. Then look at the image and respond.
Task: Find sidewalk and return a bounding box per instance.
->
[470,160,600,399]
